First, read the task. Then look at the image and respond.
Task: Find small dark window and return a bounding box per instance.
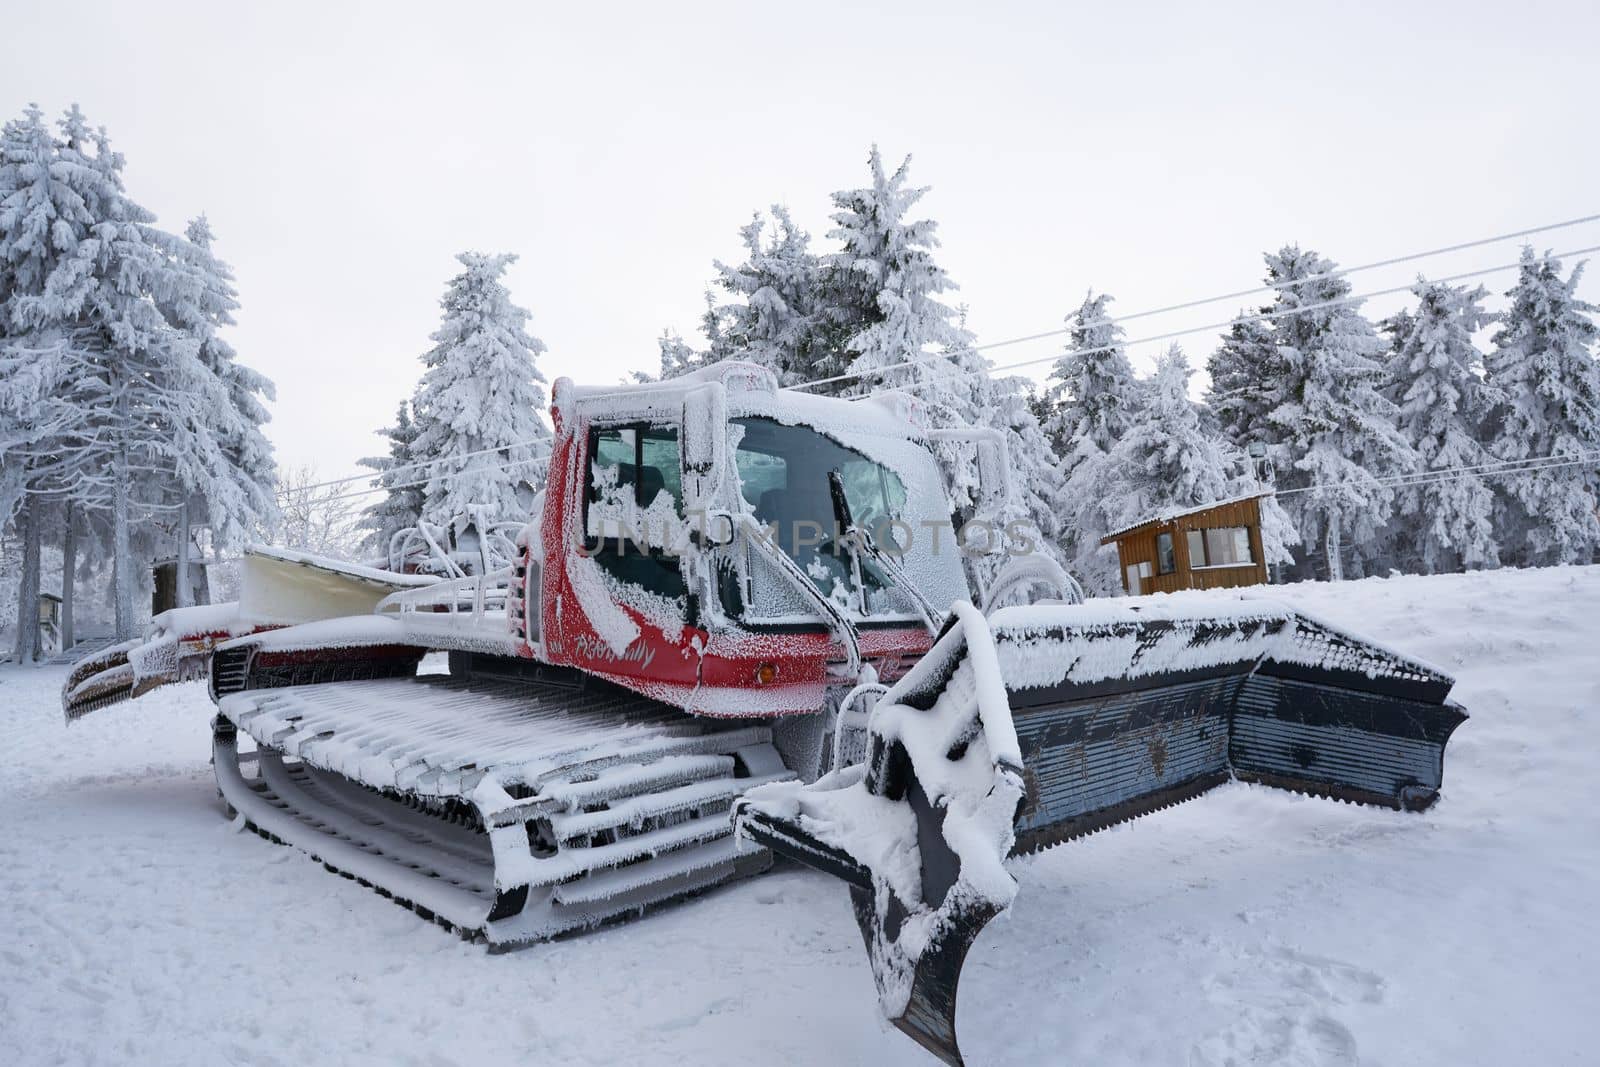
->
[583,424,686,599]
[1156,532,1176,575]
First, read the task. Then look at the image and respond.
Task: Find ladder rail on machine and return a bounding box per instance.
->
[375,566,515,634]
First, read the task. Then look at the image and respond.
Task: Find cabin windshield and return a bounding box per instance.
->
[731,416,909,608]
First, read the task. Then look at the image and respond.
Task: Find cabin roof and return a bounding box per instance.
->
[1100,491,1271,544]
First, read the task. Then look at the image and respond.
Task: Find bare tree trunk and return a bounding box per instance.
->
[12,500,41,662]
[1324,509,1344,583]
[175,500,191,609]
[60,500,76,651]
[113,448,135,640]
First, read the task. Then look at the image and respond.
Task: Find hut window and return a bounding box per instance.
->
[1191,526,1254,567]
[1156,532,1176,574]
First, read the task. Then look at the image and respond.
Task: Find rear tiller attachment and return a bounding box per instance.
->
[734,599,1466,1066]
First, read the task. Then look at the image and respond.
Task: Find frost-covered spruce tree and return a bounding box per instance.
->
[1385,281,1500,572]
[1043,292,1143,593]
[983,371,1063,557]
[410,252,551,529]
[0,106,62,657]
[1482,248,1600,565]
[1108,345,1237,524]
[695,207,827,387]
[1263,246,1413,580]
[61,110,258,633]
[1205,314,1283,452]
[2,106,269,637]
[358,400,425,557]
[822,148,990,414]
[154,215,279,543]
[0,105,95,504]
[1111,344,1298,572]
[1,105,129,639]
[175,218,277,515]
[656,328,700,380]
[828,152,1066,574]
[1044,293,1141,458]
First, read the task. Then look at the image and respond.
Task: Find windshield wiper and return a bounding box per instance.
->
[719,509,863,677]
[827,471,941,634]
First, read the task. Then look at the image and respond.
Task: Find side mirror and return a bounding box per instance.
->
[973,433,1010,514]
[928,427,1011,515]
[681,382,727,515]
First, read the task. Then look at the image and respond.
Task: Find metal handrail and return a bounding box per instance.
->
[375,565,513,629]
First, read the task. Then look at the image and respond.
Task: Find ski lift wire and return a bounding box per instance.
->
[1276,449,1600,498]
[282,436,556,496]
[794,242,1600,392]
[292,450,555,508]
[978,210,1600,345]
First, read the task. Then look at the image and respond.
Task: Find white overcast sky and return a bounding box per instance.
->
[6,0,1598,484]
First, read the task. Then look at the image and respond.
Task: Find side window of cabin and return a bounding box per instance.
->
[583,424,686,598]
[1185,526,1255,568]
[1204,527,1253,566]
[1156,532,1176,575]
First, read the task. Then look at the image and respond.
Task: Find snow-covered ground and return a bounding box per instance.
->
[3,566,1598,1066]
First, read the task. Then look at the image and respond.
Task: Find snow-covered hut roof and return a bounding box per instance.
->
[1100,491,1273,543]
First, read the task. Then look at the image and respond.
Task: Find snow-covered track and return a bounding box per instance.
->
[213,675,786,946]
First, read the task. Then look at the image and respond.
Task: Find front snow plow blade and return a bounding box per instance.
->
[61,606,243,722]
[62,547,438,723]
[734,599,1466,1065]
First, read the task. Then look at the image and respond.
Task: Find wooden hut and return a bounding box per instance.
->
[1100,494,1270,595]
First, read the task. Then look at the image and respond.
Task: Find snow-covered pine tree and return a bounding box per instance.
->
[409,252,551,529]
[1,106,266,637]
[1262,246,1413,580]
[981,372,1063,560]
[822,147,990,417]
[1107,345,1237,525]
[0,104,95,515]
[358,401,425,557]
[821,150,1067,585]
[1384,281,1500,572]
[1044,293,1141,458]
[1204,313,1283,452]
[1,104,121,648]
[0,107,48,658]
[656,328,700,380]
[655,150,1063,588]
[1042,292,1144,593]
[1482,247,1600,565]
[694,207,828,387]
[62,109,257,634]
[166,215,278,537]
